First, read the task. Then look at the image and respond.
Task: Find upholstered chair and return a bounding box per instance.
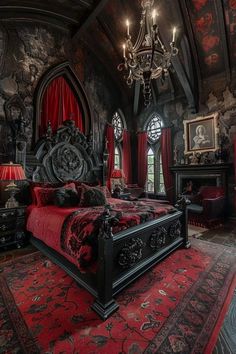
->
[187,186,226,228]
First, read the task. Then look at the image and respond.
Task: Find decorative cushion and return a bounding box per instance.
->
[79,184,106,207]
[34,183,76,207]
[30,181,63,205]
[97,185,111,198]
[54,188,79,207]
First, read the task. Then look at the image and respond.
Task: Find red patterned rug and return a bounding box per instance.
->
[0,239,236,354]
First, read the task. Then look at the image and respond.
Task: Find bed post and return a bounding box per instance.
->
[175,196,191,249]
[91,205,119,320]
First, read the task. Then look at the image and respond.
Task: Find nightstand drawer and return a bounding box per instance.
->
[0,234,13,245]
[0,206,27,250]
[0,210,16,220]
[0,222,16,232]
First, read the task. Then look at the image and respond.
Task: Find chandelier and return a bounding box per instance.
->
[118,0,178,106]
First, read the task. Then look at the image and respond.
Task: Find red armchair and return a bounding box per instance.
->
[187,186,226,228]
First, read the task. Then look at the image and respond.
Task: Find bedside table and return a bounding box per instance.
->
[0,206,27,250]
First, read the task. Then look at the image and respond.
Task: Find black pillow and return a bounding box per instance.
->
[81,187,106,207]
[54,188,79,207]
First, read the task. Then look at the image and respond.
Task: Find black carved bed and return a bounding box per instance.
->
[28,120,190,320]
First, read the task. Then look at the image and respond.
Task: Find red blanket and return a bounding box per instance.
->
[27,199,174,272]
[61,198,174,271]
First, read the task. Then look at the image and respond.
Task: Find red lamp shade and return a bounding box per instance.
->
[111,169,124,178]
[0,162,26,181]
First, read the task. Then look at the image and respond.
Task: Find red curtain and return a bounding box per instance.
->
[161,127,174,203]
[122,130,132,184]
[106,125,115,190]
[137,132,148,188]
[40,76,84,136]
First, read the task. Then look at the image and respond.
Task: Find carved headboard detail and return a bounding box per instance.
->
[32,119,102,183]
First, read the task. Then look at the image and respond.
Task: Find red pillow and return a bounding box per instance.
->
[30,181,63,205]
[34,183,76,207]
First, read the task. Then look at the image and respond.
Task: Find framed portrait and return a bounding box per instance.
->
[183,113,219,154]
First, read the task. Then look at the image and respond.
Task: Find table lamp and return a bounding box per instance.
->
[0,162,26,208]
[111,169,125,194]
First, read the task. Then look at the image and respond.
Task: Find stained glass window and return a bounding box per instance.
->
[145,113,165,195]
[112,111,123,141]
[147,114,162,142]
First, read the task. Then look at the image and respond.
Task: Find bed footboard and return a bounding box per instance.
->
[30,198,190,321]
[92,197,190,320]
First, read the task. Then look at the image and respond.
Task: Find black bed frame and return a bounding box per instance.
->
[29,120,190,320]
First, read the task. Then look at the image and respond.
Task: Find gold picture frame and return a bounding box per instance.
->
[183,113,219,154]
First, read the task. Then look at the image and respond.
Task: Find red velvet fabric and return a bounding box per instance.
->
[40,76,84,136]
[33,183,76,207]
[122,130,132,184]
[27,199,174,272]
[199,186,225,199]
[137,132,148,188]
[161,127,174,203]
[106,125,115,190]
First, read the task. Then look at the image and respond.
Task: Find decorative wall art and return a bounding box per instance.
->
[183,112,219,154]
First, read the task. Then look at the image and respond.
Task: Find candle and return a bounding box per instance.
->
[126,19,130,36]
[123,44,126,58]
[172,27,176,42]
[152,9,157,26]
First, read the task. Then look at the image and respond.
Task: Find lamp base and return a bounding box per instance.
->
[5,196,19,209]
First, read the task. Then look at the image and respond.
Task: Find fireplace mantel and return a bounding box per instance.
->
[170,163,231,201]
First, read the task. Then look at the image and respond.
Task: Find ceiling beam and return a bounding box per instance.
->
[133,80,141,115]
[216,0,231,83]
[0,6,77,25]
[72,0,109,44]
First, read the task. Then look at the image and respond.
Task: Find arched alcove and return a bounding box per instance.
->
[34,61,92,142]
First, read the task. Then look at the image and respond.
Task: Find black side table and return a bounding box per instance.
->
[0,206,27,250]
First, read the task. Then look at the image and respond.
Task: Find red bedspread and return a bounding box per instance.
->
[27,199,174,272]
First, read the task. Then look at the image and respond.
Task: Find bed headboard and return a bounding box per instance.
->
[32,119,102,183]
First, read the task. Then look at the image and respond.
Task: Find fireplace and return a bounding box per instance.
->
[170,163,231,201]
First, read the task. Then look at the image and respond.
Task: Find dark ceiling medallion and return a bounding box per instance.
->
[118,237,146,269]
[149,226,167,250]
[117,0,178,106]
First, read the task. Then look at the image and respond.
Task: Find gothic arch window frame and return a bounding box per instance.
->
[145,112,165,195]
[34,61,92,143]
[112,109,126,170]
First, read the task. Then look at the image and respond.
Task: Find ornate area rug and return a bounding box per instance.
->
[0,239,236,354]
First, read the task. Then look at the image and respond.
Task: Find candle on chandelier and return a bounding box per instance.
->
[126,19,130,36]
[172,27,176,42]
[123,44,126,58]
[152,9,157,26]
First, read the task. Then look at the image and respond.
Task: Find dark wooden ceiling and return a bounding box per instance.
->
[1,0,236,112]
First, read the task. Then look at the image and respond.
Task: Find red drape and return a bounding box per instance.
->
[161,127,174,203]
[137,132,148,188]
[40,76,84,136]
[106,125,115,190]
[122,130,132,184]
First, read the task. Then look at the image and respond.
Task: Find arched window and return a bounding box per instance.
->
[112,110,126,170]
[112,111,124,141]
[145,113,165,195]
[147,148,154,192]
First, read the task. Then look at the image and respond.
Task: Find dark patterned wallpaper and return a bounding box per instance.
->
[0,22,123,161]
[0,23,69,156]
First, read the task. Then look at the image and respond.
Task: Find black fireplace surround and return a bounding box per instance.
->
[170,164,231,202]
